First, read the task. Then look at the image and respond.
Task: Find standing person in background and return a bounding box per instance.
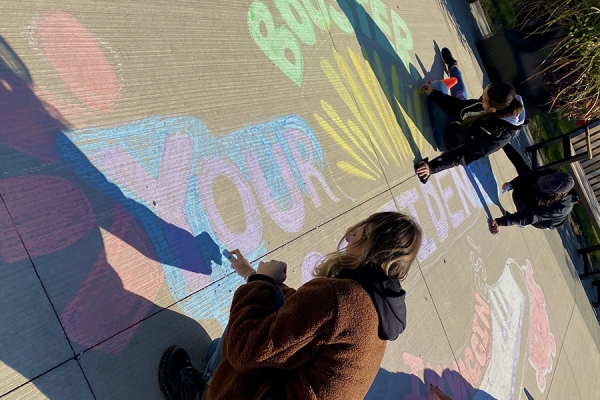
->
[415,48,526,183]
[158,212,422,400]
[490,169,579,233]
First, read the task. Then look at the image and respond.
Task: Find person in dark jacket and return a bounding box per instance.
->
[415,48,526,183]
[158,212,422,400]
[490,169,579,234]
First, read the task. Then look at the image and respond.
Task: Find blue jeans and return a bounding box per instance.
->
[202,285,285,384]
[429,66,467,150]
[202,337,222,384]
[448,65,467,100]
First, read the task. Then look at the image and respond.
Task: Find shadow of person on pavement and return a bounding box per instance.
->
[366,367,497,400]
[0,34,215,398]
[336,0,437,162]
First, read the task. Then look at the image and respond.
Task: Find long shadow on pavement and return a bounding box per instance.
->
[367,367,496,399]
[336,0,437,162]
[0,35,214,397]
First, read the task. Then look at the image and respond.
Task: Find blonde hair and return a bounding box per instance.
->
[313,212,422,281]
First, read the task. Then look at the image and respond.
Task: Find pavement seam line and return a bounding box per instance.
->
[77,178,418,356]
[545,309,584,400]
[321,14,398,195]
[0,191,98,399]
[414,255,467,389]
[0,357,73,399]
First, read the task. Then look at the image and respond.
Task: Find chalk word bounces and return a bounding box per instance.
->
[248,0,414,84]
[60,115,339,327]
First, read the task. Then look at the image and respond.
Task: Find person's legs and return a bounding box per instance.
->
[428,48,467,151]
[428,81,452,151]
[202,338,222,384]
[441,47,468,100]
[449,66,467,100]
[502,143,532,176]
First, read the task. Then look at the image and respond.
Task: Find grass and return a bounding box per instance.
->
[526,114,577,168]
[478,0,516,30]
[512,0,600,120]
[478,0,600,266]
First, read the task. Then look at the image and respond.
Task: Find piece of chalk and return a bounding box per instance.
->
[222,249,232,259]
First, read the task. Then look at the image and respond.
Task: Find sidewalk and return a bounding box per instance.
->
[1,0,599,399]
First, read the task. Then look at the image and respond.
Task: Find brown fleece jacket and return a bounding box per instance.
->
[206,277,386,400]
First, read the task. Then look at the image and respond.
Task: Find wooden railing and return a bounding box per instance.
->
[572,120,600,200]
[526,119,599,170]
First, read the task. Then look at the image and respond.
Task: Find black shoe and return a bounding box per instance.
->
[159,346,205,400]
[441,48,457,69]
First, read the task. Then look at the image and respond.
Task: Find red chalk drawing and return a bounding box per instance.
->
[36,10,120,112]
[402,353,427,400]
[0,175,95,263]
[61,204,163,354]
[457,292,491,386]
[401,292,491,400]
[521,259,556,392]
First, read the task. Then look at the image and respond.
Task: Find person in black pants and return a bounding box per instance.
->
[415,48,526,183]
[490,169,579,234]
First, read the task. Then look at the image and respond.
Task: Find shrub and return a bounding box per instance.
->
[514,0,600,120]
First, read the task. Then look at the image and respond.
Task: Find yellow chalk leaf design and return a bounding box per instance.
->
[316,46,426,180]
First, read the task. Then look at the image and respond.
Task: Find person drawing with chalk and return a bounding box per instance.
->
[158,212,422,400]
[489,169,579,234]
[415,48,525,183]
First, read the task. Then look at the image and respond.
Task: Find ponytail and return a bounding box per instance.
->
[462,82,522,126]
[496,97,523,119]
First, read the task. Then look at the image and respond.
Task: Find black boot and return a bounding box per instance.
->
[441,48,457,70]
[159,346,205,400]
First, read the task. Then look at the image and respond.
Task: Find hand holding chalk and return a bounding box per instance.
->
[226,249,255,280]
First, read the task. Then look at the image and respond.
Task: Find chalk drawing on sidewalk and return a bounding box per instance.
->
[16,9,344,348]
[315,46,417,180]
[247,0,415,85]
[63,114,340,327]
[301,251,325,283]
[298,161,504,284]
[60,205,164,354]
[475,259,525,400]
[369,237,556,400]
[521,259,556,393]
[23,10,123,128]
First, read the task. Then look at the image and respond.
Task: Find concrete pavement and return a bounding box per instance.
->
[0,0,598,399]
